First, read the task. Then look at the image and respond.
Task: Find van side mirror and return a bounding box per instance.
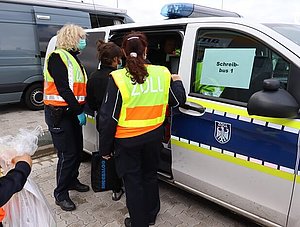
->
[247,79,299,118]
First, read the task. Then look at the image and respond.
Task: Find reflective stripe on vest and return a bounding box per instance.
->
[0,207,5,222]
[43,49,87,106]
[43,94,86,102]
[112,65,171,137]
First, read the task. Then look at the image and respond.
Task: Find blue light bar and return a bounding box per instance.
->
[161,3,194,19]
[161,3,241,19]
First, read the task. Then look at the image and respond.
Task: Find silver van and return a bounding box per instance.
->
[0,0,133,110]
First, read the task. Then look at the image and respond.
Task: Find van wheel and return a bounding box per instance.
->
[24,83,44,110]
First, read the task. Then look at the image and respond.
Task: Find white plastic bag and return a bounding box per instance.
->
[2,178,56,227]
[0,126,56,226]
[0,126,43,173]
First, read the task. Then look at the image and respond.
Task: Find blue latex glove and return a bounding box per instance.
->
[77,112,86,126]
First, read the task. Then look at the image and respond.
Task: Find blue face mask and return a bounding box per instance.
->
[117,58,123,69]
[77,39,86,50]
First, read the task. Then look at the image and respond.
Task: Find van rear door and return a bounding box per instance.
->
[80,29,110,153]
[171,22,298,226]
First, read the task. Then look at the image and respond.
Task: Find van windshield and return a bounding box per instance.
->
[264,23,300,46]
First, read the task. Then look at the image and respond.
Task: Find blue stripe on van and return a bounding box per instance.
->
[172,111,298,170]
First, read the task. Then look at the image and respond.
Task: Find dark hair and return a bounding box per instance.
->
[96,40,122,66]
[122,32,148,84]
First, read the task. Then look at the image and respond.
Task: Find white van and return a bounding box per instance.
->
[46,3,300,227]
[0,0,133,110]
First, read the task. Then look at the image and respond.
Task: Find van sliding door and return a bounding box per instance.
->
[0,3,40,104]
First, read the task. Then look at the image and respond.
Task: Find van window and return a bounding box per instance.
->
[0,23,36,58]
[191,29,290,103]
[90,14,120,27]
[36,24,62,60]
[36,17,121,64]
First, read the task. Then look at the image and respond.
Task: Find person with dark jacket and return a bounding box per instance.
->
[0,154,32,226]
[98,32,186,227]
[86,40,123,112]
[43,24,90,212]
[86,40,124,201]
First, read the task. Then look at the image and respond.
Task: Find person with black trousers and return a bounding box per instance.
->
[98,32,186,227]
[44,24,90,211]
[0,154,32,226]
[86,40,124,201]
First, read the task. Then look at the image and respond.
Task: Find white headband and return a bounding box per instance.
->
[127,36,139,40]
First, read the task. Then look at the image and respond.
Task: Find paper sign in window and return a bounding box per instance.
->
[200,48,256,89]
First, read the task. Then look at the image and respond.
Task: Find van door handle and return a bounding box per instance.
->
[179,101,206,116]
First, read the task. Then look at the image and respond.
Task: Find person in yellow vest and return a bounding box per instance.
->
[98,32,186,227]
[0,154,32,227]
[43,24,89,211]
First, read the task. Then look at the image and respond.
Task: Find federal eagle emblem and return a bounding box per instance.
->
[214,121,231,144]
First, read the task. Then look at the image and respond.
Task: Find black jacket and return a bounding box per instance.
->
[47,50,85,115]
[86,65,116,111]
[98,71,186,156]
[0,161,31,207]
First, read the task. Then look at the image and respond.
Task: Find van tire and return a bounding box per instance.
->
[24,83,44,110]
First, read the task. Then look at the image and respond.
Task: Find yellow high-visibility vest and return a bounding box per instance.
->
[111,65,171,138]
[43,49,87,106]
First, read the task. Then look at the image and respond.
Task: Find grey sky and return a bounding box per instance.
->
[79,0,300,23]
